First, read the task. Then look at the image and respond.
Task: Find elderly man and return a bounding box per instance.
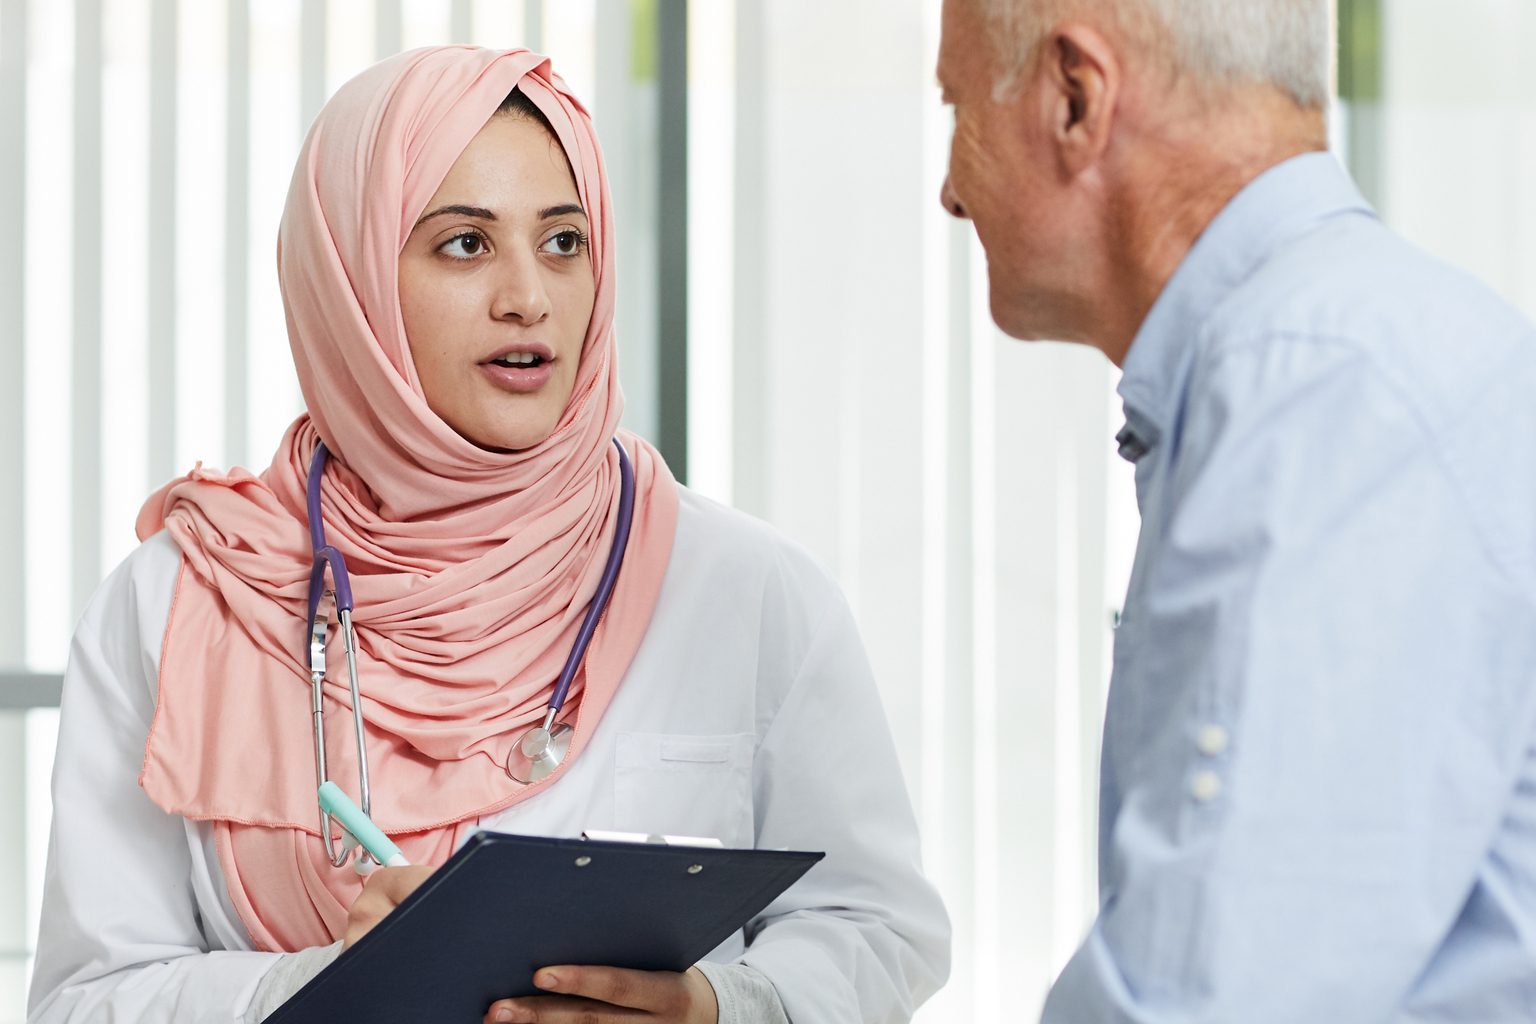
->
[940,0,1536,1021]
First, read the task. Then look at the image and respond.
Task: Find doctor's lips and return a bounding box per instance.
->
[479,342,555,392]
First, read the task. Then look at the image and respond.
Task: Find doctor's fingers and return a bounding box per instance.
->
[486,966,716,1023]
[484,995,652,1024]
[343,864,436,949]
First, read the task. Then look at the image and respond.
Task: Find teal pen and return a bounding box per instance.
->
[318,782,411,867]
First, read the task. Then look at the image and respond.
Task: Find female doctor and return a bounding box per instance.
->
[26,47,948,1024]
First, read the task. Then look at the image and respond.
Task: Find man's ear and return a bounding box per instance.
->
[1043,22,1120,176]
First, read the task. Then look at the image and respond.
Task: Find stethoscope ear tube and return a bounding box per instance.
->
[304,441,370,871]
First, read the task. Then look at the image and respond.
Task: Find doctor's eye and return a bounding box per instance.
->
[540,230,586,258]
[438,231,490,260]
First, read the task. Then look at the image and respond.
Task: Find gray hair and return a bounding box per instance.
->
[979,0,1332,110]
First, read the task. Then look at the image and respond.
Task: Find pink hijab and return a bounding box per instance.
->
[135,47,678,952]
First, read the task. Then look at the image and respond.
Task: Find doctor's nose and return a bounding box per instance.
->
[491,252,552,325]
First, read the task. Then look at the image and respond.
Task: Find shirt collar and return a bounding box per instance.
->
[1115,152,1374,458]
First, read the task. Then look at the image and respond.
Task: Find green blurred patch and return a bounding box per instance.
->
[1338,0,1381,102]
[631,0,657,82]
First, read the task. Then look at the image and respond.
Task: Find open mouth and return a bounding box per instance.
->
[479,346,556,393]
[487,352,547,368]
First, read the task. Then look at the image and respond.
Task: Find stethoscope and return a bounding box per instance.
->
[303,436,635,871]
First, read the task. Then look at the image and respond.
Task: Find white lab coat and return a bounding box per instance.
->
[26,487,950,1024]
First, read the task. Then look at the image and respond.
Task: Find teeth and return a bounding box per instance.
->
[494,352,541,366]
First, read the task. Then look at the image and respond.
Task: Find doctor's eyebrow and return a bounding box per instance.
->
[415,204,496,227]
[413,202,586,227]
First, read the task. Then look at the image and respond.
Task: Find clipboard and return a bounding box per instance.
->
[265,831,825,1024]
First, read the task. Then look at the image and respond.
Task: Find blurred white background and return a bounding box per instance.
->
[0,0,1519,1021]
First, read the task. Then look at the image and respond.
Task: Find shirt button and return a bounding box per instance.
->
[1190,770,1222,803]
[1196,724,1229,757]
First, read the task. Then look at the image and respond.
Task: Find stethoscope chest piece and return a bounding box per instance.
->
[506,711,575,784]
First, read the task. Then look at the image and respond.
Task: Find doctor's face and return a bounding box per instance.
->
[399,110,595,452]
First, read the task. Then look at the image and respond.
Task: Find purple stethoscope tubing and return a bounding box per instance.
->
[305,442,354,630]
[549,436,636,711]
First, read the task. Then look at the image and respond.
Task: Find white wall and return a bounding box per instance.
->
[1380,0,1536,320]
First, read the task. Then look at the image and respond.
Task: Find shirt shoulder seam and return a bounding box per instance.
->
[1204,328,1536,613]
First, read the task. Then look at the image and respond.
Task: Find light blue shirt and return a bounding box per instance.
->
[1043,152,1536,1022]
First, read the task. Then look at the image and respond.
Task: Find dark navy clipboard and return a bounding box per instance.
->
[265,831,824,1024]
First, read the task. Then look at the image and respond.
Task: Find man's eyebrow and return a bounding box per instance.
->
[539,203,587,220]
[415,204,496,227]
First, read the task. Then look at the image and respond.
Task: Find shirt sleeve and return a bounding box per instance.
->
[1044,338,1536,1022]
[695,961,789,1024]
[244,943,342,1023]
[27,534,284,1024]
[741,552,952,1024]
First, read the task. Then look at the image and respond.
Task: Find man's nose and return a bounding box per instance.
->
[940,174,968,220]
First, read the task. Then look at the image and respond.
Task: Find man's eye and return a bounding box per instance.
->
[440,233,487,259]
[542,231,581,256]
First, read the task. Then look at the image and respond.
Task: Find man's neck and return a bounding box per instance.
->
[1094,87,1328,365]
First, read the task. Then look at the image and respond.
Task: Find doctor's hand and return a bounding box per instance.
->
[343,864,436,950]
[484,965,719,1024]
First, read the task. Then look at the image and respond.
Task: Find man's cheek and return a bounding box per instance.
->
[960,152,1014,234]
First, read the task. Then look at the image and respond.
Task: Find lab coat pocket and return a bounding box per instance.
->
[613,732,755,847]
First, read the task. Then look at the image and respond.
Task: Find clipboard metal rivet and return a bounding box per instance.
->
[687,864,704,874]
[575,855,592,867]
